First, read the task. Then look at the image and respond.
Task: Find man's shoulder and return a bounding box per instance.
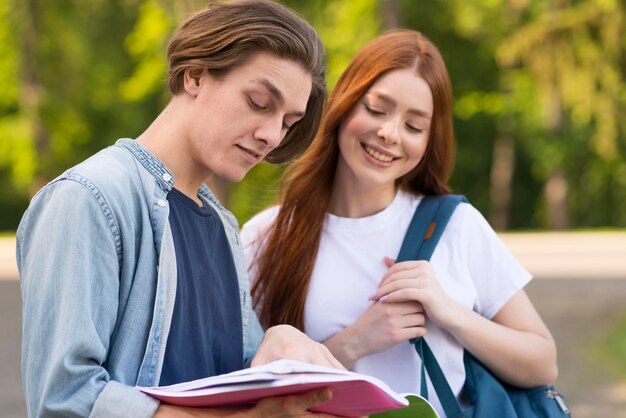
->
[31,142,150,216]
[62,142,147,196]
[70,142,137,183]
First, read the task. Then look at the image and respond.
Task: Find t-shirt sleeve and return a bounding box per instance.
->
[452,203,532,319]
[240,206,280,286]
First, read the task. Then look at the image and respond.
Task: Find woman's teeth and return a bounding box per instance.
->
[365,146,394,162]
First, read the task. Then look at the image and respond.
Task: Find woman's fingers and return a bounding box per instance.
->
[251,325,345,370]
[379,259,431,287]
[379,288,425,304]
[400,312,426,327]
[375,278,427,301]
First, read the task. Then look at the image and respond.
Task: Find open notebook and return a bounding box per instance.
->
[137,359,438,417]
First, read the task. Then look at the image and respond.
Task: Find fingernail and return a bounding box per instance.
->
[320,388,332,401]
[368,294,376,301]
[380,295,388,303]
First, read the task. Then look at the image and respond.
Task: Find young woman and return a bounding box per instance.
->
[241,30,558,417]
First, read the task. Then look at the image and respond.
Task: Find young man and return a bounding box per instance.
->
[16,1,340,417]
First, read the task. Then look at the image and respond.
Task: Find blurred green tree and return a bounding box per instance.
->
[0,0,169,228]
[397,0,626,229]
[497,0,626,228]
[0,0,624,231]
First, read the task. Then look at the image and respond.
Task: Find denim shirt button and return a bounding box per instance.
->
[157,199,167,207]
[162,173,172,182]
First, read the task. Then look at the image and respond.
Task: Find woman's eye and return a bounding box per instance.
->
[406,124,423,133]
[364,104,385,116]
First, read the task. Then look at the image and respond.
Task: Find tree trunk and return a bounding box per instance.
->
[489,134,515,230]
[544,169,569,229]
[19,0,49,194]
[379,0,402,29]
[544,84,569,229]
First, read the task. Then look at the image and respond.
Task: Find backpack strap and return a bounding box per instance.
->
[396,194,467,418]
[397,194,468,263]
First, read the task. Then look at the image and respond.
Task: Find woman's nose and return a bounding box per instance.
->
[378,118,400,144]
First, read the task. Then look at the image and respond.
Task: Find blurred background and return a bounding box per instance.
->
[0,0,625,417]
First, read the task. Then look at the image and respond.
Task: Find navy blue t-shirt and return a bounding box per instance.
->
[159,188,243,386]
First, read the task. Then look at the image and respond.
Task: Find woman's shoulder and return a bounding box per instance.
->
[451,200,487,223]
[243,205,281,230]
[441,199,498,242]
[240,205,281,246]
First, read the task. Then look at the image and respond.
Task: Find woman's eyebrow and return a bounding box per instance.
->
[369,92,431,119]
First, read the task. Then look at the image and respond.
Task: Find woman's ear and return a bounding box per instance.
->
[183,67,205,96]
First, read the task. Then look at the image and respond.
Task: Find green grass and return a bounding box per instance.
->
[594,314,626,379]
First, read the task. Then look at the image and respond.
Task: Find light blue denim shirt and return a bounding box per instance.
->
[16,138,264,418]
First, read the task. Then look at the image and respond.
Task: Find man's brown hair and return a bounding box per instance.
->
[167,0,326,163]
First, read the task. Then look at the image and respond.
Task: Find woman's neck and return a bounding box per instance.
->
[328,178,397,218]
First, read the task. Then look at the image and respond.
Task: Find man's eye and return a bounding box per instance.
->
[249,98,267,111]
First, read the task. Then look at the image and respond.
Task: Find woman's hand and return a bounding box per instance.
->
[375,259,558,387]
[324,298,426,368]
[372,257,463,330]
[251,325,344,370]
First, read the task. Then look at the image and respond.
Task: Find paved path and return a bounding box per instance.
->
[499,231,626,280]
[0,281,25,418]
[526,279,626,417]
[0,237,18,280]
[2,233,626,417]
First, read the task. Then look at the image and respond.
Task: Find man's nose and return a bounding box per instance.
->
[254,116,284,150]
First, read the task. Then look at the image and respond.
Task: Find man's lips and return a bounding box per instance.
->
[236,144,264,162]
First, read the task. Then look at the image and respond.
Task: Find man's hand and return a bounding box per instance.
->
[251,325,345,370]
[153,388,337,417]
[249,387,336,417]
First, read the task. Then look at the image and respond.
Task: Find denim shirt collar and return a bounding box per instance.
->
[116,138,240,232]
[117,138,175,192]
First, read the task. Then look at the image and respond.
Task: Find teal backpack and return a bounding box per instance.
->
[397,194,571,418]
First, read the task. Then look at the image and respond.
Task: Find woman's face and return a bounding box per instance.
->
[336,68,433,194]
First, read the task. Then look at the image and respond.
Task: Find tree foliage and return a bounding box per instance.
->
[397,0,626,228]
[0,0,624,230]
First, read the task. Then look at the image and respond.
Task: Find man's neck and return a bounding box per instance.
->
[136,100,209,206]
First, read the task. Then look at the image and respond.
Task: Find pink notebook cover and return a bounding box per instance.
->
[138,360,408,417]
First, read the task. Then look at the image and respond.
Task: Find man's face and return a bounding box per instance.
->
[182,53,312,183]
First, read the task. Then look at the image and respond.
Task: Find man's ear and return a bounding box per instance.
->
[183,67,205,96]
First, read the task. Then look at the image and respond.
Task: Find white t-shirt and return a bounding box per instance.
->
[241,191,531,417]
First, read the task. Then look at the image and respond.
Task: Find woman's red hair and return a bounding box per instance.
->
[251,30,455,331]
